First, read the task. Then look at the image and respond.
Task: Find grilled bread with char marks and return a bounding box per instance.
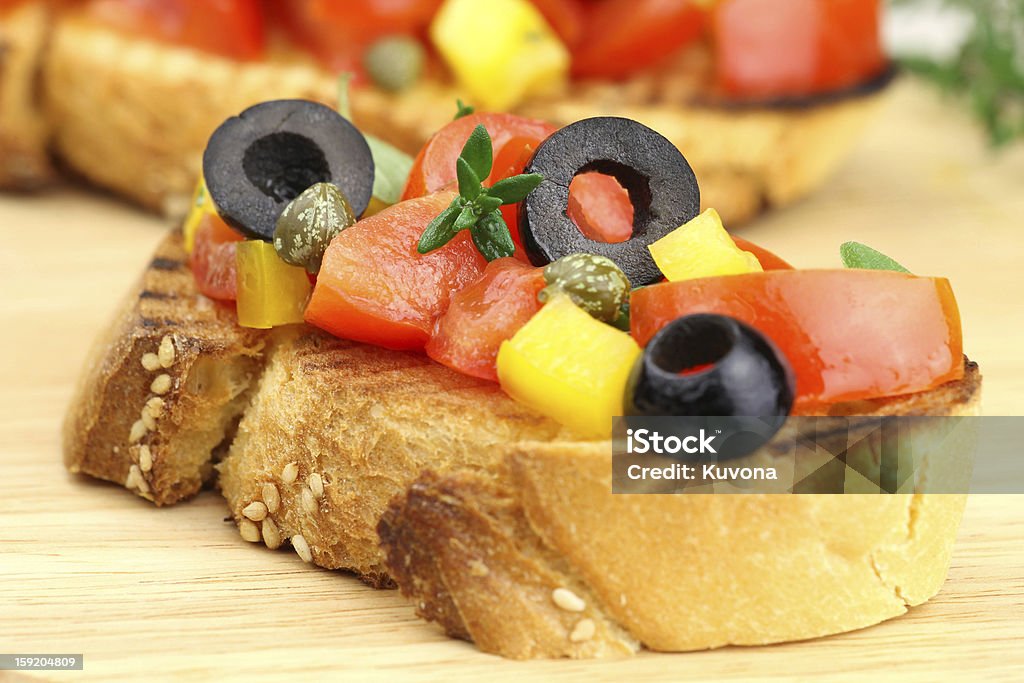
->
[63,230,981,658]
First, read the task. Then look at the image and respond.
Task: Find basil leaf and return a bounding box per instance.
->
[471,211,515,261]
[840,242,912,274]
[456,157,481,200]
[366,134,413,206]
[460,124,493,180]
[417,203,460,254]
[488,173,543,204]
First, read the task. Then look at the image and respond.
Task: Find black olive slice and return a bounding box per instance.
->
[203,99,374,241]
[624,314,795,460]
[519,117,700,286]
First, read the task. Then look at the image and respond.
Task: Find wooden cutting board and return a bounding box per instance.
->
[1,81,1022,682]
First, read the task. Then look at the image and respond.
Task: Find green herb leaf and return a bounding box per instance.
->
[488,173,543,204]
[336,73,354,120]
[454,99,475,119]
[475,194,503,215]
[453,204,479,233]
[456,157,481,200]
[893,0,1024,147]
[460,125,493,180]
[417,203,461,254]
[470,211,516,261]
[417,123,542,261]
[366,135,413,206]
[840,242,912,274]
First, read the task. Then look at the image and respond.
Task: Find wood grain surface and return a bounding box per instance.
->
[1,81,1022,682]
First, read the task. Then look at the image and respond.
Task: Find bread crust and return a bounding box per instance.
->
[216,329,568,583]
[64,232,980,659]
[38,17,887,225]
[62,231,266,505]
[378,366,980,658]
[0,2,55,188]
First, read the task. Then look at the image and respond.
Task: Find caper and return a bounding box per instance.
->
[364,36,425,92]
[274,183,356,273]
[539,253,631,323]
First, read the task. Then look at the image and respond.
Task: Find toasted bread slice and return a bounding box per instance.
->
[62,232,266,505]
[0,1,55,188]
[377,364,979,658]
[36,16,887,224]
[65,231,981,659]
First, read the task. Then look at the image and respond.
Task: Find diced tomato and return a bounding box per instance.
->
[529,0,585,49]
[630,270,964,407]
[426,258,545,381]
[403,113,556,248]
[567,172,633,244]
[731,236,793,270]
[277,0,442,73]
[713,0,885,99]
[305,192,487,351]
[189,213,244,301]
[403,113,556,200]
[571,0,706,80]
[85,0,266,61]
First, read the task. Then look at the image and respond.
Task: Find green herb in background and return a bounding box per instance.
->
[336,74,414,206]
[454,99,475,119]
[418,124,543,260]
[840,242,912,273]
[894,0,1024,147]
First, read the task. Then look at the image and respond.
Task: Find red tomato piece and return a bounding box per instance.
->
[190,213,244,301]
[403,113,555,250]
[278,0,442,73]
[731,236,794,270]
[426,258,546,381]
[85,0,266,61]
[402,113,556,201]
[305,192,487,351]
[713,0,885,99]
[567,172,634,244]
[572,0,706,80]
[529,0,586,48]
[630,270,963,407]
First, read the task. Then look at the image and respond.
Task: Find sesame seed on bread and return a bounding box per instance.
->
[63,230,981,658]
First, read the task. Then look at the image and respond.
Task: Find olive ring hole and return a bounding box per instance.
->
[243,132,331,203]
[574,159,652,235]
[650,316,736,378]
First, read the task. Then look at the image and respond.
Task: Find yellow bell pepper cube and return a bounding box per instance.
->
[182,174,217,255]
[431,0,569,111]
[235,241,312,329]
[497,295,641,438]
[649,208,763,281]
